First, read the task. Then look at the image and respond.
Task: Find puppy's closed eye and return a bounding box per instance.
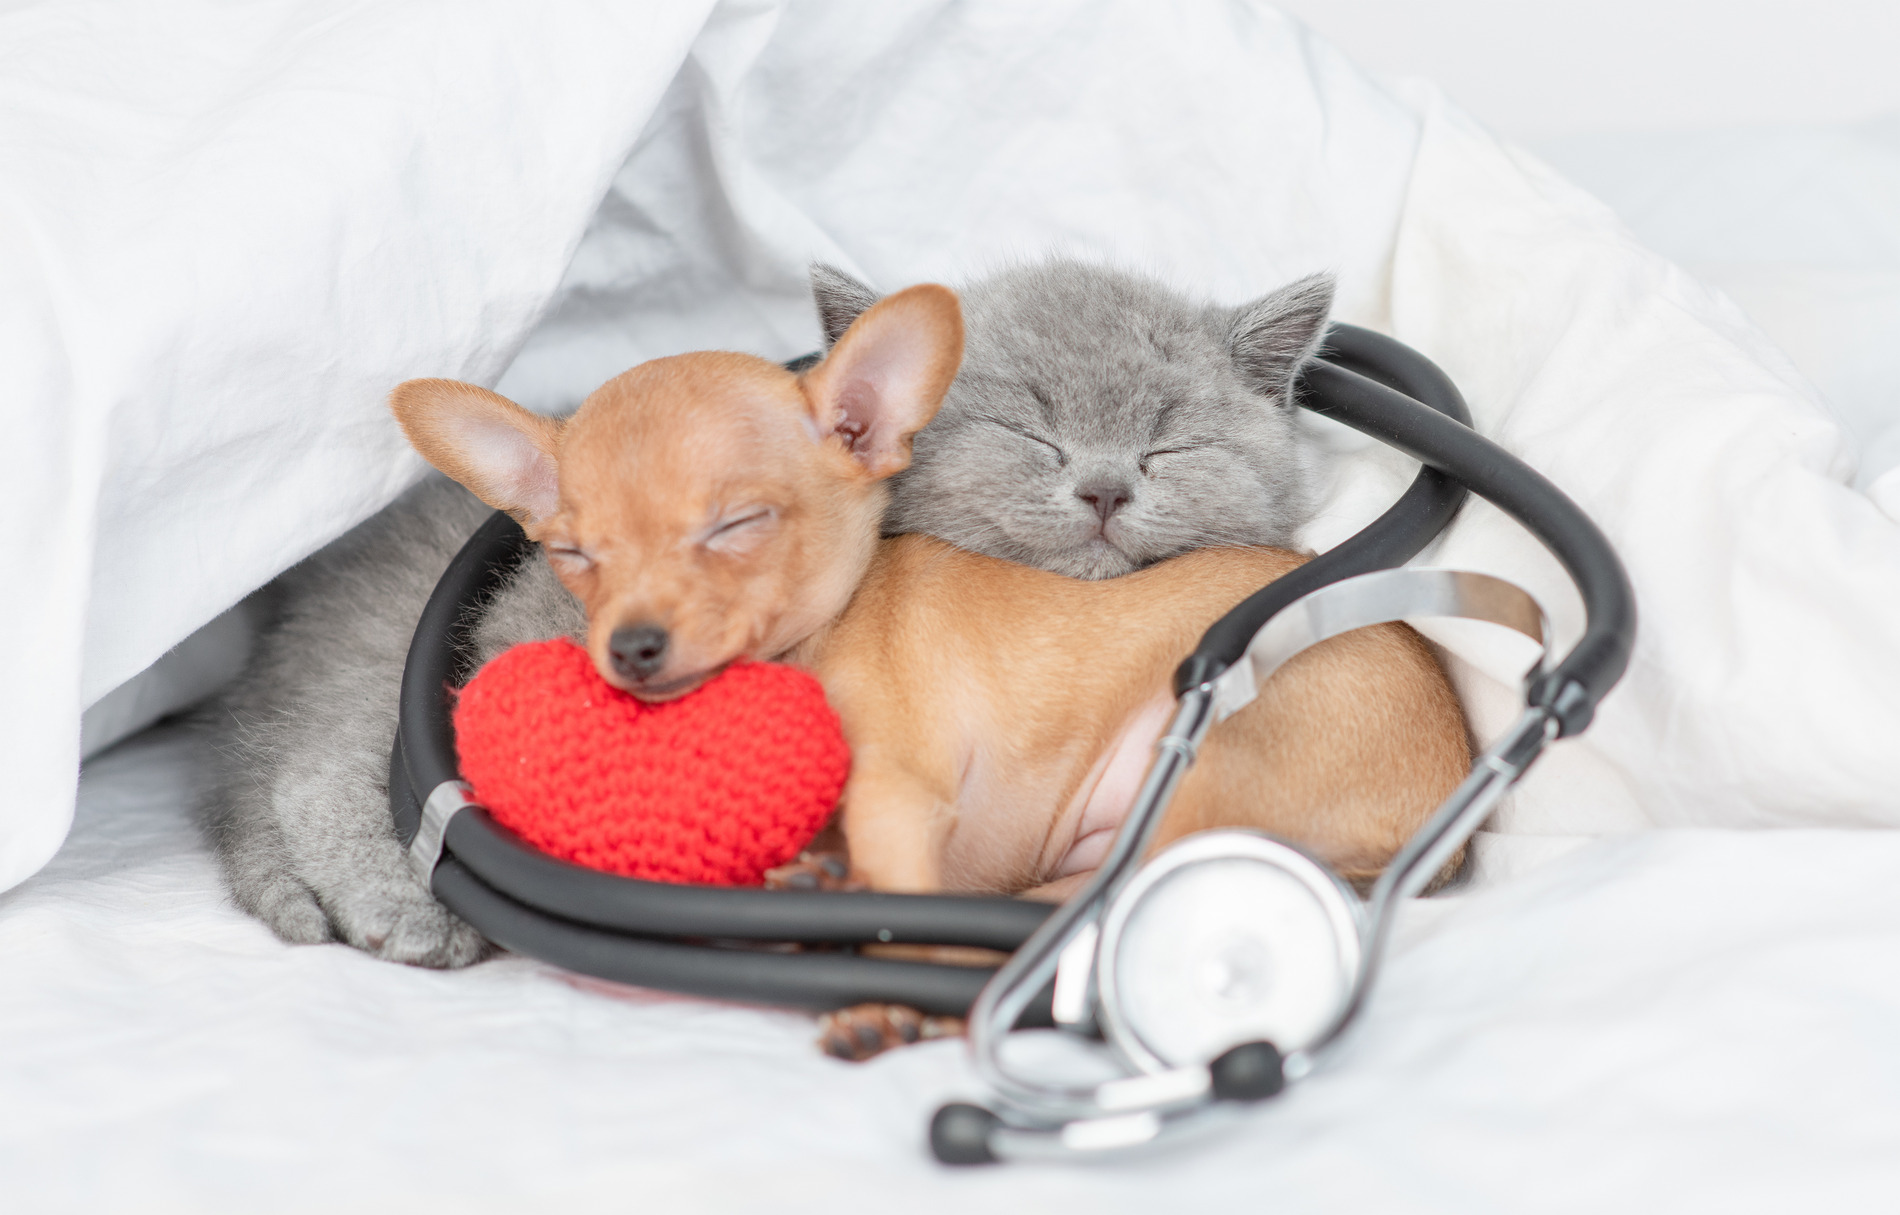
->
[545,544,594,576]
[704,508,776,554]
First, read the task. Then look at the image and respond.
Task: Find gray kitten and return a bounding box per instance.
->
[201,259,1331,966]
[201,478,582,966]
[813,260,1333,578]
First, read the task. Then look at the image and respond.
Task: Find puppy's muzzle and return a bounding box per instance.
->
[609,624,669,682]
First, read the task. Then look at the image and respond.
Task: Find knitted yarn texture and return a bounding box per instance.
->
[453,639,850,885]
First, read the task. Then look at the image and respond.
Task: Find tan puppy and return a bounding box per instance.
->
[811,537,1464,903]
[392,283,1467,974]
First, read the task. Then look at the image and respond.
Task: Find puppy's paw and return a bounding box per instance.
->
[324,885,492,969]
[765,850,866,892]
[818,1003,964,1061]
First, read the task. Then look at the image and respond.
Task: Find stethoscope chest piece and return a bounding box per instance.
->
[1095,832,1361,1071]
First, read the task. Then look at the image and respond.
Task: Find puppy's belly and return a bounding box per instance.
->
[1044,694,1174,880]
[935,693,1172,894]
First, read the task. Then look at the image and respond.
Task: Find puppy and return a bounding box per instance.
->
[392,284,1468,1050]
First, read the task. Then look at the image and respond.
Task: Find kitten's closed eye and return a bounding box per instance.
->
[981,416,1067,467]
[1139,445,1200,474]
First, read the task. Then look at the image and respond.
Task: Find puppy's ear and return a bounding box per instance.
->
[800,283,963,479]
[810,262,881,347]
[1226,272,1335,404]
[389,379,563,528]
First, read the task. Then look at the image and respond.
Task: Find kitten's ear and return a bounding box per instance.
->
[1226,273,1335,402]
[390,379,564,529]
[799,283,963,479]
[810,262,882,347]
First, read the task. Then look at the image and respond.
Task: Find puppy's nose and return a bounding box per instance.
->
[608,624,669,681]
[1076,482,1132,524]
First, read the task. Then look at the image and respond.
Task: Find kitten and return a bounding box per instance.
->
[201,478,580,966]
[201,259,1331,965]
[812,260,1333,579]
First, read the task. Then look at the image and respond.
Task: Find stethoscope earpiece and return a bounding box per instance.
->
[929,1103,1005,1166]
[1207,1040,1286,1101]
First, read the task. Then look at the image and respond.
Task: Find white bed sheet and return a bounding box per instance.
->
[10,726,1900,1212]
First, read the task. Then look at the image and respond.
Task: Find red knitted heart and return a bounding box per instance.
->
[452,639,850,886]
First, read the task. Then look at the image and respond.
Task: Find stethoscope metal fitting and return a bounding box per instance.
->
[389,325,1635,1166]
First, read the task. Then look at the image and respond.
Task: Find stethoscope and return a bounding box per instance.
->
[390,324,1635,1165]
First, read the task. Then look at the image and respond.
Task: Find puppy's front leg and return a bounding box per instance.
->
[818,1004,963,1061]
[836,745,958,894]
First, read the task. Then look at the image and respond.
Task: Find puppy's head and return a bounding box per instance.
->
[392,283,962,699]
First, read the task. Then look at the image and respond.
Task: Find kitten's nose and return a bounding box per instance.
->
[1076,482,1132,524]
[609,624,669,681]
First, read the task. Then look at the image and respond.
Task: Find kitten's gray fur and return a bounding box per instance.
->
[202,258,1331,965]
[200,477,583,965]
[813,260,1333,578]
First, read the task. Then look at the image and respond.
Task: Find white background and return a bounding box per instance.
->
[1277,0,1900,136]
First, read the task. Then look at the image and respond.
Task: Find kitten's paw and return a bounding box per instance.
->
[246,878,335,946]
[818,1004,963,1061]
[326,885,492,969]
[764,850,866,892]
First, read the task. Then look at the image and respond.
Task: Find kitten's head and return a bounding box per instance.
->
[809,260,1333,578]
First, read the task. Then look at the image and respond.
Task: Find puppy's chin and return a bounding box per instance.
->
[595,662,733,703]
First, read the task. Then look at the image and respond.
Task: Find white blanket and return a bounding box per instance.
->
[0,0,716,888]
[7,0,1900,1205]
[14,726,1900,1211]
